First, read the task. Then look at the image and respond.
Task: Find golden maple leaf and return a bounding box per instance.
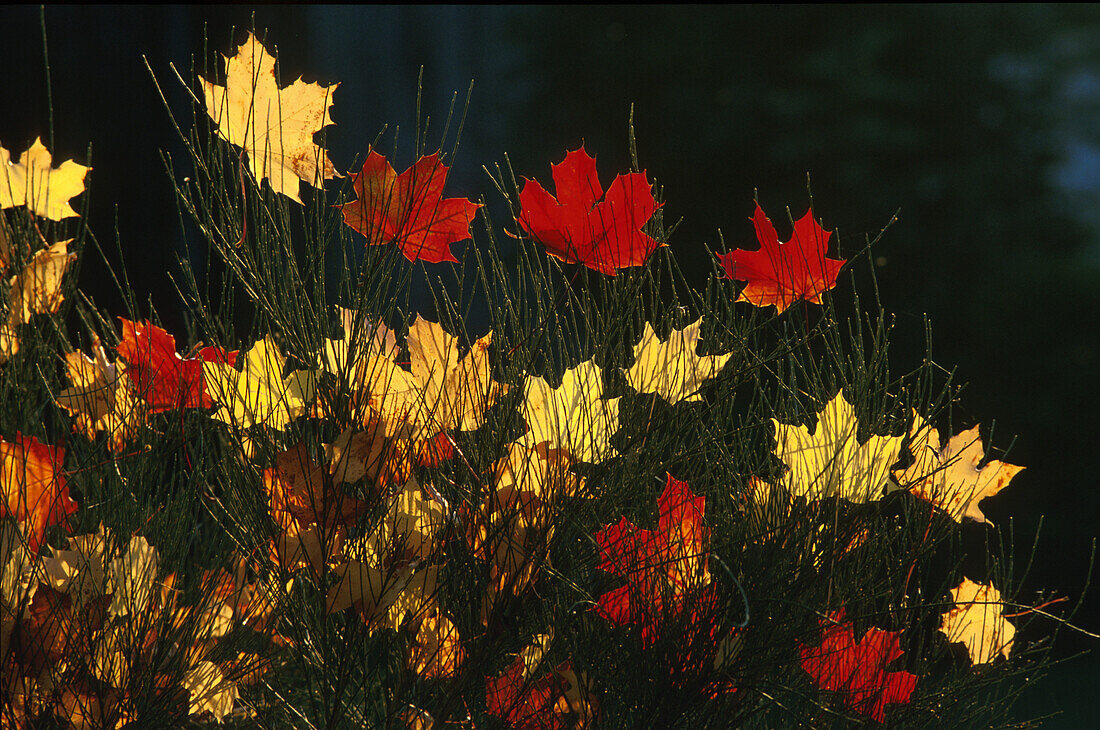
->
[938,578,1015,664]
[203,335,315,431]
[624,319,733,404]
[772,390,903,503]
[406,604,464,679]
[896,412,1023,525]
[520,358,620,464]
[201,32,339,204]
[0,138,90,220]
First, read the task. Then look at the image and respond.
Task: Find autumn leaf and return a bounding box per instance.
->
[0,138,90,220]
[55,340,146,451]
[326,558,439,633]
[0,433,76,551]
[107,534,159,618]
[340,150,482,263]
[593,474,710,646]
[519,358,619,464]
[772,390,903,503]
[116,318,237,413]
[799,610,917,723]
[7,238,75,324]
[624,319,733,404]
[201,32,339,204]
[325,421,414,490]
[938,578,1016,664]
[517,144,662,275]
[182,660,239,722]
[485,654,598,730]
[203,335,315,431]
[1,521,39,659]
[718,203,845,313]
[406,604,464,679]
[895,412,1023,525]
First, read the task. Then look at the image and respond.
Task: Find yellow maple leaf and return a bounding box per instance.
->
[326,558,439,633]
[772,390,903,503]
[624,319,733,404]
[938,578,1015,664]
[7,238,75,326]
[107,534,159,618]
[203,335,315,431]
[201,32,339,204]
[896,412,1023,525]
[0,138,90,221]
[403,317,508,435]
[182,660,239,722]
[407,604,464,679]
[1,521,38,660]
[40,523,114,610]
[520,358,620,464]
[55,341,146,451]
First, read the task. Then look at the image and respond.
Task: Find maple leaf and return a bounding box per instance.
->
[1,521,39,659]
[593,473,710,646]
[182,660,239,722]
[406,604,465,679]
[40,523,113,610]
[107,534,159,618]
[520,358,620,464]
[938,578,1016,664]
[326,559,439,633]
[517,144,663,275]
[485,654,598,730]
[6,238,76,325]
[800,610,918,723]
[718,203,845,313]
[203,335,315,431]
[0,138,90,220]
[340,150,482,263]
[116,318,237,413]
[771,390,903,503]
[0,433,77,551]
[55,340,146,451]
[325,422,414,490]
[624,319,733,404]
[201,32,339,204]
[895,412,1023,525]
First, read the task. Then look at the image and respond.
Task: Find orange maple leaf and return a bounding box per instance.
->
[340,150,482,263]
[0,433,77,551]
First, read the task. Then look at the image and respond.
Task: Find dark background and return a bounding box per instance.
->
[2,6,1097,724]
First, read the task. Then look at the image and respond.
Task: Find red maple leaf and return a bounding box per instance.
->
[517,144,663,275]
[485,657,595,730]
[593,473,710,646]
[717,203,845,313]
[340,150,482,263]
[116,318,237,413]
[1,433,77,551]
[799,609,917,723]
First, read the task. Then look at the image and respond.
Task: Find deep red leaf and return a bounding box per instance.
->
[718,203,845,313]
[799,609,918,723]
[518,144,662,275]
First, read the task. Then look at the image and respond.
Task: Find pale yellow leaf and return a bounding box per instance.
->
[201,32,339,204]
[107,534,158,618]
[938,578,1015,664]
[7,239,75,326]
[771,390,902,503]
[896,412,1023,525]
[625,319,733,404]
[520,358,619,464]
[182,660,239,721]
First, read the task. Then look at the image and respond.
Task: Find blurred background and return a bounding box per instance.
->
[2,6,1097,724]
